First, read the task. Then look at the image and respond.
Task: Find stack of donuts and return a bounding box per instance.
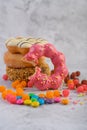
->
[4,37,50,81]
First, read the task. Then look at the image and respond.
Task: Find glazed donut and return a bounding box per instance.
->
[6,37,48,55]
[23,43,68,90]
[4,51,45,68]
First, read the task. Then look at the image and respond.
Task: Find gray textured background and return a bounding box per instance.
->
[0,0,87,130]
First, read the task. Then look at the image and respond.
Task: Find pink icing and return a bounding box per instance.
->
[24,43,68,90]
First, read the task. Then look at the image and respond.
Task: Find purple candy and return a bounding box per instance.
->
[45,99,54,104]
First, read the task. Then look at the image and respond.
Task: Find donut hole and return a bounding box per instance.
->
[46,58,54,73]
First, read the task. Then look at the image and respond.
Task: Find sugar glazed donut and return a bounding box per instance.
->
[23,43,68,90]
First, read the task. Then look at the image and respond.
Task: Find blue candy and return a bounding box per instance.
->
[16,96,22,100]
[38,98,45,105]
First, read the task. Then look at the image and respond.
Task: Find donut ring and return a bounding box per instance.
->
[23,43,68,90]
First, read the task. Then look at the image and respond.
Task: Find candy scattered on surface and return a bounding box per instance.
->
[62,89,70,97]
[1,69,87,108]
[31,101,39,107]
[61,98,69,105]
[54,97,61,103]
[0,86,6,92]
[2,74,8,80]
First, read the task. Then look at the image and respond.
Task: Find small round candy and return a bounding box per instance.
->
[16,99,24,105]
[20,81,27,87]
[45,99,54,104]
[31,98,37,102]
[29,93,35,98]
[38,93,45,98]
[76,71,80,76]
[54,97,61,103]
[62,89,70,97]
[73,78,79,86]
[67,79,74,84]
[16,96,22,100]
[38,98,45,105]
[12,80,20,88]
[22,93,30,100]
[68,83,75,90]
[16,88,24,96]
[46,91,54,99]
[83,85,87,91]
[6,94,16,104]
[61,98,69,105]
[77,86,84,93]
[2,74,8,80]
[81,80,87,85]
[31,101,39,107]
[53,90,60,97]
[70,72,76,79]
[2,90,7,99]
[0,86,6,93]
[24,99,31,105]
[31,95,39,100]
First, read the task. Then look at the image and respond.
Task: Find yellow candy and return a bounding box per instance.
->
[31,101,39,107]
[24,99,31,105]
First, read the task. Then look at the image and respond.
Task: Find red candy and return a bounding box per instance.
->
[2,74,8,80]
[68,83,75,90]
[77,86,84,93]
[62,89,70,97]
[73,78,79,86]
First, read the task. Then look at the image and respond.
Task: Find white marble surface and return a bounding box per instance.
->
[0,0,87,130]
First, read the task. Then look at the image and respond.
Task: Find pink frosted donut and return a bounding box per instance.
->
[23,43,68,90]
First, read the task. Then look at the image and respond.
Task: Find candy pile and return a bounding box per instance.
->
[0,85,70,108]
[64,71,87,93]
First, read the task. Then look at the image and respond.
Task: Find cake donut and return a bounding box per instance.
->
[23,43,68,90]
[4,51,45,68]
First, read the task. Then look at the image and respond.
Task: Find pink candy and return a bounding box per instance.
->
[54,97,61,103]
[6,94,16,104]
[16,99,24,105]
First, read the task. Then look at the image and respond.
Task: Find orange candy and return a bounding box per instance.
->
[20,81,27,88]
[38,93,45,98]
[0,86,6,93]
[16,88,24,96]
[22,93,30,100]
[67,79,74,84]
[53,90,60,97]
[61,98,69,105]
[2,90,7,99]
[46,91,54,99]
[12,80,20,88]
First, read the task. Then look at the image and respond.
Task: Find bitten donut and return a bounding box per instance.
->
[6,37,48,55]
[4,51,45,68]
[23,43,68,90]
